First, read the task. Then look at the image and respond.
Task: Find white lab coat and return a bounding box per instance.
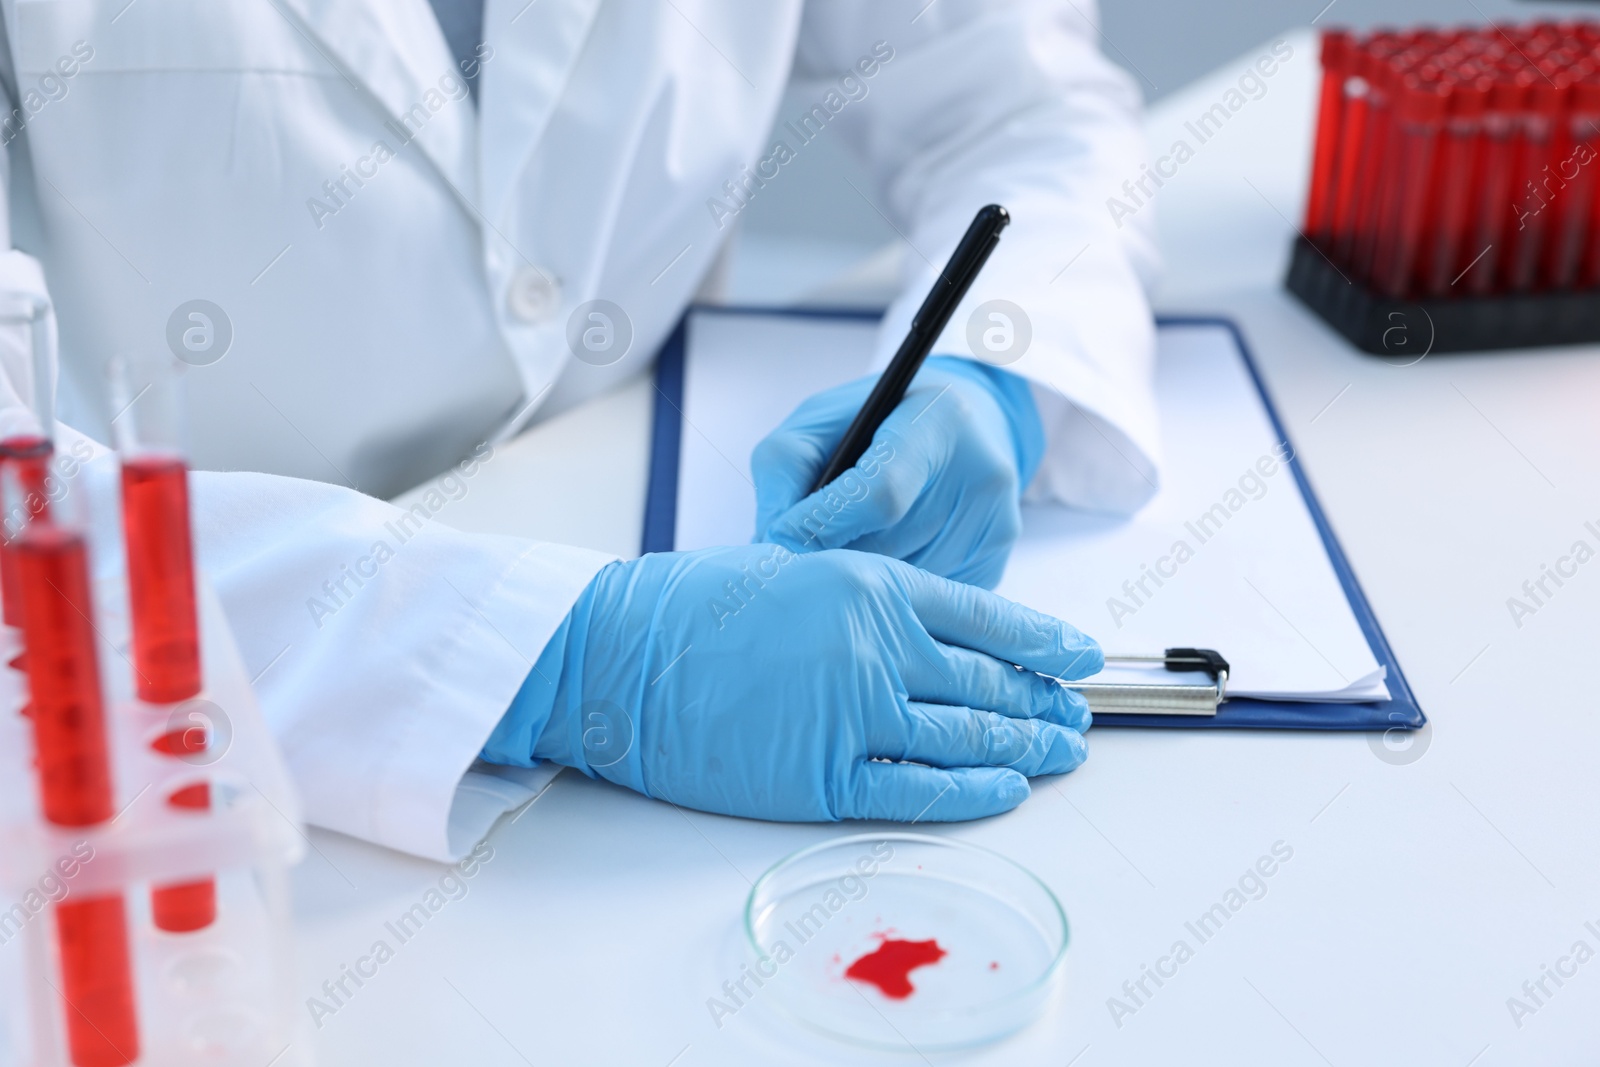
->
[0,0,1158,860]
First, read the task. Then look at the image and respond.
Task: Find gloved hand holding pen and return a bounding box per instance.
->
[752,356,1043,591]
[483,544,1100,822]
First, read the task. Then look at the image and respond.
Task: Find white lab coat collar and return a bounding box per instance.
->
[479,0,604,221]
[271,0,479,211]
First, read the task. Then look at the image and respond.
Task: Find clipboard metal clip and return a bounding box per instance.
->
[1064,648,1230,717]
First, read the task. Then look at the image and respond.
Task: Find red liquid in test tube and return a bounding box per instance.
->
[1502,77,1570,291]
[150,780,216,932]
[1304,30,1352,244]
[1580,116,1600,285]
[15,523,140,1067]
[1540,77,1596,288]
[1422,75,1489,295]
[54,897,140,1067]
[1347,59,1403,283]
[1554,83,1600,288]
[112,359,217,934]
[1373,75,1450,297]
[1464,76,1530,294]
[122,453,200,703]
[1327,50,1373,261]
[148,730,216,931]
[124,452,215,931]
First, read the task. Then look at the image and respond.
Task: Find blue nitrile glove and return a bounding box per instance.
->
[481,545,1100,823]
[751,357,1045,590]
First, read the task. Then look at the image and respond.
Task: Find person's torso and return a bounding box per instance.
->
[7,0,798,496]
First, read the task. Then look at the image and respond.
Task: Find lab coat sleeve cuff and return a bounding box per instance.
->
[409,541,615,861]
[1023,378,1161,514]
[195,467,618,863]
[446,762,567,857]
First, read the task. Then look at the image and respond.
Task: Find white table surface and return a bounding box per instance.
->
[309,29,1600,1067]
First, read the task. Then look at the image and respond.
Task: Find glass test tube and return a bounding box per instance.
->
[0,296,54,631]
[1502,77,1570,291]
[1347,58,1406,282]
[111,356,200,704]
[1374,76,1450,297]
[0,435,52,631]
[1558,84,1600,288]
[1305,30,1352,245]
[1422,74,1490,295]
[1465,75,1531,294]
[109,355,215,933]
[6,472,141,1067]
[1327,49,1373,260]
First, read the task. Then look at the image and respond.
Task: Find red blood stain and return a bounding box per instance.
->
[989,961,1000,970]
[845,938,947,999]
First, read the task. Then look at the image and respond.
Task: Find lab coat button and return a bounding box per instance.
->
[507,267,561,323]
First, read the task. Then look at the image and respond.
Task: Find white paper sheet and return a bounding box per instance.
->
[674,311,1386,703]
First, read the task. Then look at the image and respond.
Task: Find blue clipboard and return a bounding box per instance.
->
[642,307,1424,733]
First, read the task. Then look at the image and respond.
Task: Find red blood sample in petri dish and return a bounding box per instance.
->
[845,938,948,999]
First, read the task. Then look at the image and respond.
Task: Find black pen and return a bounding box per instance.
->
[809,203,1010,493]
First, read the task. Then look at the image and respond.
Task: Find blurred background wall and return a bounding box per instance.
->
[1100,0,1583,103]
[724,0,1594,304]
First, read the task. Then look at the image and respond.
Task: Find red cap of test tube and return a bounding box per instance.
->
[1397,75,1452,123]
[1449,73,1492,119]
[1321,29,1350,70]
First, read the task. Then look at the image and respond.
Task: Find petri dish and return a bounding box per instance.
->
[744,832,1067,1050]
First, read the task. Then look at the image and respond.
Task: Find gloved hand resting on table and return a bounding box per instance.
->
[482,545,1100,822]
[751,357,1044,590]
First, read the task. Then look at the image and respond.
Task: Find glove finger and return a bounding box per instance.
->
[899,640,1091,729]
[751,428,830,541]
[872,702,1087,777]
[763,401,942,554]
[751,379,878,540]
[840,761,1029,822]
[895,563,1104,680]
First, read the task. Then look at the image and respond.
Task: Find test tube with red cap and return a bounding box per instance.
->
[1422,73,1490,295]
[1305,30,1353,244]
[1554,81,1600,287]
[1502,73,1572,291]
[1579,108,1600,286]
[1464,72,1532,293]
[1540,74,1598,288]
[1347,57,1411,281]
[1327,47,1374,259]
[1372,74,1451,297]
[3,468,141,1067]
[1367,63,1448,291]
[109,354,215,933]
